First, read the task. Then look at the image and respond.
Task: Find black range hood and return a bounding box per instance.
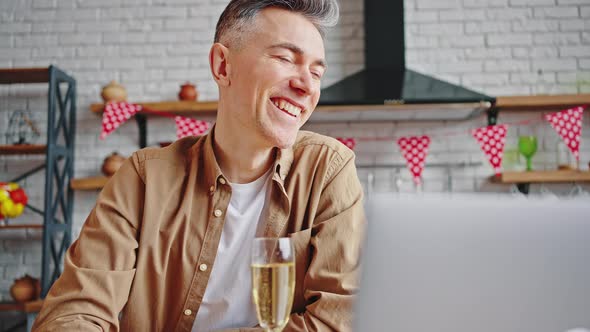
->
[317,0,494,120]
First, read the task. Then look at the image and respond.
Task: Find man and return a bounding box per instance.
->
[33,0,365,331]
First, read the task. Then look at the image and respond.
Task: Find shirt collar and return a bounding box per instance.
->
[273,145,293,184]
[198,125,225,191]
[195,124,295,190]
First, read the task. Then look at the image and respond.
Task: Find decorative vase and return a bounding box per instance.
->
[6,110,41,145]
[10,275,40,303]
[178,82,198,101]
[101,81,128,103]
[101,152,126,176]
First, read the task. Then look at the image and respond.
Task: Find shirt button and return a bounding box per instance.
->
[184,309,192,316]
[199,263,208,272]
[214,209,223,217]
[219,177,226,185]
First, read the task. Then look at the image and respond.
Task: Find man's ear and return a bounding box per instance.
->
[209,43,231,87]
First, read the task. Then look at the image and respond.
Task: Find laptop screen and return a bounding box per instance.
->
[356,194,590,332]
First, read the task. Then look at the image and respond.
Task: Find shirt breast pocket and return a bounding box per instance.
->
[288,228,311,313]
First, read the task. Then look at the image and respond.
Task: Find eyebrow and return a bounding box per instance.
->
[268,42,327,69]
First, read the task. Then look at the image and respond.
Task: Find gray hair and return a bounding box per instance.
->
[214,0,339,47]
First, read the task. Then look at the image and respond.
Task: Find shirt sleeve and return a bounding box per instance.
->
[32,154,145,332]
[285,152,366,332]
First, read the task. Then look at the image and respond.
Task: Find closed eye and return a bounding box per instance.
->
[277,56,293,63]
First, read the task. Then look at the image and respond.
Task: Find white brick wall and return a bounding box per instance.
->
[0,0,589,309]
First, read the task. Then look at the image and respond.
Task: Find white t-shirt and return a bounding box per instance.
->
[192,169,272,332]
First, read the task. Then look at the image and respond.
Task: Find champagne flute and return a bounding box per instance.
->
[518,136,538,171]
[251,237,295,332]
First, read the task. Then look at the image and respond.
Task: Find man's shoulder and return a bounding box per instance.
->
[293,130,354,160]
[132,136,201,168]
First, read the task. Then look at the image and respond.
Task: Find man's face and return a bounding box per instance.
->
[222,7,326,149]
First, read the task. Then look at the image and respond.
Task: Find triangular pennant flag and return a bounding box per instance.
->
[544,106,584,161]
[397,136,430,185]
[471,124,508,175]
[336,137,356,150]
[100,101,141,139]
[175,116,210,139]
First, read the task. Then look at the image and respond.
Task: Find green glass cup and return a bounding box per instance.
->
[518,136,538,171]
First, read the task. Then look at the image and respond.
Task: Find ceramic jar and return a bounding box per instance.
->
[101,81,128,103]
[10,275,40,303]
[101,152,126,176]
[178,82,198,101]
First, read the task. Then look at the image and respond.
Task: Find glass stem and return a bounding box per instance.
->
[526,157,532,171]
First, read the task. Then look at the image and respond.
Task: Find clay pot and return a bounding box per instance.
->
[178,82,198,101]
[101,152,126,176]
[10,275,40,303]
[101,80,128,103]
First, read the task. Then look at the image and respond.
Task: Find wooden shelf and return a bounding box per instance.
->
[0,68,50,84]
[90,94,589,117]
[0,300,43,313]
[493,170,590,184]
[0,144,46,155]
[0,224,43,230]
[496,94,590,111]
[90,100,218,115]
[24,299,43,313]
[0,302,26,311]
[90,101,490,115]
[70,176,109,190]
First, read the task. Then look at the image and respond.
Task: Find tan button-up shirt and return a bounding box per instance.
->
[32,130,366,332]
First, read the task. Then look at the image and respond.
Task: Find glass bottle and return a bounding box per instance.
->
[556,141,575,170]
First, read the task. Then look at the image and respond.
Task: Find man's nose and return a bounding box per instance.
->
[290,68,315,96]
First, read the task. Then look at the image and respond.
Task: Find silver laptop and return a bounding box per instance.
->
[356,193,590,332]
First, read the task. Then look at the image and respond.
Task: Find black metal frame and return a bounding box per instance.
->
[135,114,147,148]
[39,65,76,297]
[1,66,75,305]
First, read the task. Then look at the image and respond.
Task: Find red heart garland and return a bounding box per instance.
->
[544,106,584,161]
[175,116,210,139]
[397,136,430,185]
[336,137,356,150]
[472,124,508,175]
[100,101,142,140]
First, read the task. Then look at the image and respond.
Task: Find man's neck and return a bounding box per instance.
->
[213,122,275,184]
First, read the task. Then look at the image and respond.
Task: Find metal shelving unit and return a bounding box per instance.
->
[0,66,76,301]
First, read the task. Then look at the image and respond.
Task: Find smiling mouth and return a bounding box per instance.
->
[271,98,304,117]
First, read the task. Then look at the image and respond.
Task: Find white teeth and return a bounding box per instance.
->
[273,98,303,117]
[289,104,301,116]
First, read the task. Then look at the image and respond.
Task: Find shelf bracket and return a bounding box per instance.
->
[516,183,530,195]
[135,114,147,149]
[9,163,46,183]
[487,105,499,126]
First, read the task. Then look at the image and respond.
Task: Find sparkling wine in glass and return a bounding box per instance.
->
[518,136,538,171]
[251,238,295,332]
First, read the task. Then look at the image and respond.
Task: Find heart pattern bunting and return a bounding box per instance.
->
[336,137,356,150]
[397,136,431,185]
[175,116,210,139]
[100,101,142,140]
[472,124,508,175]
[544,106,584,161]
[95,101,585,180]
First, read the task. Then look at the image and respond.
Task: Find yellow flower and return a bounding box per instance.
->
[1,200,14,217]
[12,203,24,218]
[0,190,9,203]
